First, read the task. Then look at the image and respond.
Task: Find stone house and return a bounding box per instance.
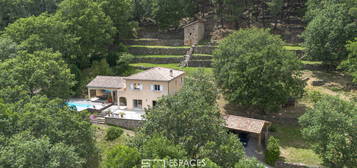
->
[87,67,185,110]
[183,20,205,45]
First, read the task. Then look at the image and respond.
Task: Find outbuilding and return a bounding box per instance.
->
[224,115,271,147]
[183,20,205,45]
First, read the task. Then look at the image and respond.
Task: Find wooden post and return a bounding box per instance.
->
[110,90,114,103]
[88,89,91,99]
[117,90,120,105]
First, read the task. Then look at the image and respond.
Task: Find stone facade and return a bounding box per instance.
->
[184,21,205,45]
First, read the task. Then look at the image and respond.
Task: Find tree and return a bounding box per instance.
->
[302,1,356,65]
[2,14,79,64]
[151,0,194,29]
[339,38,357,83]
[213,28,305,112]
[299,96,357,167]
[104,145,141,168]
[267,0,284,29]
[0,96,99,167]
[198,134,245,167]
[234,158,265,168]
[0,132,84,168]
[141,134,187,159]
[55,0,116,68]
[0,36,19,61]
[96,0,137,38]
[138,71,245,167]
[0,0,62,29]
[265,136,280,165]
[0,50,75,102]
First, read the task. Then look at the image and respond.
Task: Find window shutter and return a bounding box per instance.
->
[151,85,154,91]
[139,84,143,90]
[130,83,134,90]
[160,85,164,91]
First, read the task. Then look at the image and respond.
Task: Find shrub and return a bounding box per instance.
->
[105,127,124,141]
[265,136,280,165]
[104,145,140,168]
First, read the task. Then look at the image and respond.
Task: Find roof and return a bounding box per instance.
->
[183,20,204,28]
[86,76,125,89]
[124,67,185,81]
[224,115,271,134]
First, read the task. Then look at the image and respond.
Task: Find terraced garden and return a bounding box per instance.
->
[126,38,305,75]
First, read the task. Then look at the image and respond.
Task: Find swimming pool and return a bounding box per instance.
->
[66,102,94,109]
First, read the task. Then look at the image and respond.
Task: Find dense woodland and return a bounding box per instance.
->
[0,0,356,168]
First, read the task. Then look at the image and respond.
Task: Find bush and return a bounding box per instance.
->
[105,127,124,141]
[104,145,140,168]
[265,136,280,165]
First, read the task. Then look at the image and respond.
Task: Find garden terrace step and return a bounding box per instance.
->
[190,55,213,60]
[124,38,184,46]
[193,46,217,55]
[133,56,183,64]
[128,45,189,55]
[187,60,211,67]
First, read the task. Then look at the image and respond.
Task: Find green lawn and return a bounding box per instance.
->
[271,124,322,166]
[130,63,213,74]
[128,45,190,49]
[135,54,183,58]
[302,60,323,65]
[283,45,305,51]
[192,54,213,57]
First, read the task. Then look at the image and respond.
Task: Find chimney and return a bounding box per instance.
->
[170,70,173,77]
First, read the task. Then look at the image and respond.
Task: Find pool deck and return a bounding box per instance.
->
[67,98,112,112]
[103,106,145,120]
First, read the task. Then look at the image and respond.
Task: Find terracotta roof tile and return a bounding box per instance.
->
[86,76,125,89]
[224,115,270,134]
[124,67,185,81]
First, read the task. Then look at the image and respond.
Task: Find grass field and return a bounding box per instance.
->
[302,60,323,65]
[130,63,213,74]
[283,45,305,51]
[135,54,183,58]
[128,45,190,49]
[271,124,322,166]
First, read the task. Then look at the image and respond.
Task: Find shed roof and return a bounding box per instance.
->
[86,76,125,89]
[183,20,204,28]
[224,115,271,134]
[124,67,185,81]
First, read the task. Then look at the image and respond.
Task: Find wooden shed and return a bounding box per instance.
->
[224,115,271,146]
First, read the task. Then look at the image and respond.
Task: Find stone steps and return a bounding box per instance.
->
[91,117,105,124]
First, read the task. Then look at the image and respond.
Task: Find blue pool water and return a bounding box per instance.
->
[66,102,94,108]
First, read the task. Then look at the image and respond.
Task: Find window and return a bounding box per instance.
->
[152,101,157,107]
[90,90,96,97]
[154,84,161,91]
[131,83,142,90]
[133,99,142,109]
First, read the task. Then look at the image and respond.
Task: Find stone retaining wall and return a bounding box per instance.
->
[187,60,211,67]
[128,47,188,55]
[276,161,322,168]
[190,56,213,60]
[105,117,142,130]
[125,39,184,46]
[194,46,216,54]
[133,57,183,64]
